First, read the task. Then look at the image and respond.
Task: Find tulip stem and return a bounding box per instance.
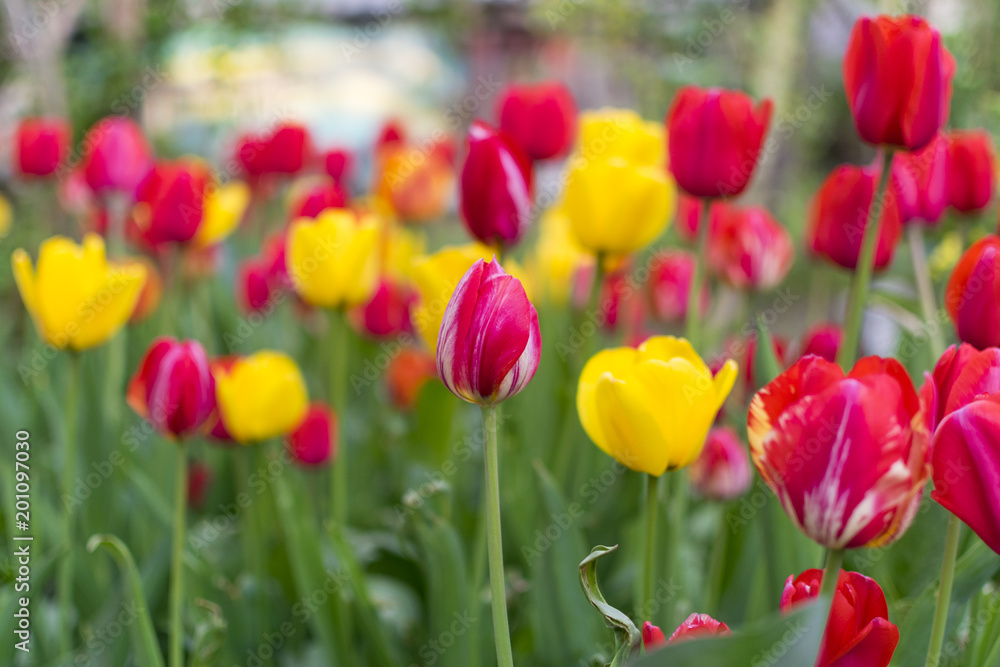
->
[685,201,711,348]
[817,547,845,659]
[329,309,348,526]
[480,405,514,667]
[169,440,188,667]
[58,352,81,654]
[908,224,947,357]
[642,474,660,616]
[925,514,962,667]
[837,149,893,370]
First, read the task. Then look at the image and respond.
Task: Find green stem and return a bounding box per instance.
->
[908,224,947,357]
[329,309,348,525]
[642,474,660,616]
[169,441,188,667]
[817,548,845,661]
[705,502,732,615]
[837,150,893,369]
[924,515,962,667]
[685,201,711,347]
[58,353,81,654]
[481,405,513,667]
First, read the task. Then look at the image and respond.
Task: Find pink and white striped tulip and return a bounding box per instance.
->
[436,258,541,406]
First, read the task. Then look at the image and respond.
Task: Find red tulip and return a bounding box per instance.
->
[735,333,788,395]
[14,117,70,178]
[642,614,731,652]
[437,258,540,406]
[132,160,210,247]
[238,257,274,313]
[289,179,348,219]
[642,621,666,650]
[496,81,577,161]
[944,235,1000,350]
[947,130,995,214]
[666,86,772,199]
[187,461,213,510]
[843,15,955,151]
[647,250,708,323]
[748,355,929,549]
[676,194,703,242]
[459,121,533,247]
[323,148,353,183]
[707,202,793,290]
[892,133,949,225]
[798,324,843,364]
[81,117,153,195]
[386,348,438,410]
[919,343,989,435]
[286,403,336,467]
[807,161,903,272]
[352,278,415,338]
[127,337,215,438]
[781,568,899,667]
[375,119,406,153]
[236,123,312,177]
[688,427,752,500]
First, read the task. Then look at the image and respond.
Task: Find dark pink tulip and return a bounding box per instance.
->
[892,133,949,225]
[676,194,703,242]
[132,160,210,247]
[843,15,955,151]
[353,278,415,339]
[237,123,312,177]
[688,427,752,500]
[798,324,843,364]
[918,343,986,434]
[126,337,215,439]
[667,614,731,644]
[323,148,353,183]
[238,257,273,313]
[647,250,708,324]
[642,622,665,650]
[944,235,1000,350]
[286,403,336,467]
[947,130,995,214]
[437,258,541,406]
[15,117,70,178]
[666,86,772,198]
[81,117,154,195]
[708,202,793,290]
[496,81,577,161]
[460,121,533,247]
[289,179,348,219]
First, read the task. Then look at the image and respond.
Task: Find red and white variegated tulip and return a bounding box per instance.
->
[747,355,929,549]
[436,258,540,406]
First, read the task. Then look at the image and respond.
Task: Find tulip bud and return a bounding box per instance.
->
[946,130,995,214]
[797,324,842,364]
[781,569,899,667]
[642,622,665,650]
[213,351,309,444]
[132,160,210,248]
[437,258,540,406]
[647,250,707,323]
[496,81,577,161]
[81,117,154,195]
[286,404,336,467]
[843,15,955,151]
[944,235,1000,350]
[459,121,533,247]
[893,133,949,225]
[707,203,793,290]
[238,257,274,314]
[14,117,70,178]
[236,123,312,177]
[127,337,215,438]
[688,427,752,500]
[675,194,703,242]
[749,355,929,549]
[919,343,983,435]
[667,614,731,644]
[187,461,213,510]
[323,148,353,183]
[386,348,438,410]
[351,278,415,339]
[666,86,772,198]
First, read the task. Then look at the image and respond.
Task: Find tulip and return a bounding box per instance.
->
[11,234,147,350]
[575,108,664,167]
[797,324,842,364]
[688,427,752,501]
[585,267,644,335]
[377,142,453,222]
[237,257,274,313]
[386,348,437,410]
[497,81,576,161]
[323,148,353,183]
[0,193,10,239]
[530,208,593,305]
[578,336,737,475]
[81,117,154,195]
[213,351,309,443]
[15,117,70,178]
[944,235,1000,350]
[676,194,703,242]
[892,133,949,225]
[132,160,210,247]
[289,178,348,219]
[748,355,929,549]
[647,250,707,323]
[946,130,995,214]
[666,86,773,199]
[459,121,533,247]
[187,461,212,510]
[236,123,312,177]
[707,203,793,290]
[919,343,985,434]
[126,337,215,438]
[286,403,336,466]
[781,569,899,667]
[287,208,380,309]
[731,333,787,396]
[193,181,250,247]
[437,258,540,406]
[843,15,955,151]
[807,161,903,272]
[351,278,415,338]
[642,622,665,650]
[642,614,731,651]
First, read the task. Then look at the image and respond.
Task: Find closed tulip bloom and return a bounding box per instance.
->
[843,15,955,151]
[807,162,903,272]
[193,181,250,247]
[676,194,704,242]
[919,343,985,434]
[666,86,773,198]
[497,81,576,161]
[237,257,274,313]
[944,235,1000,350]
[647,250,707,323]
[289,179,348,220]
[81,117,154,195]
[12,234,146,350]
[127,337,215,438]
[460,121,533,247]
[748,356,929,549]
[323,148,353,183]
[688,427,752,500]
[286,403,336,466]
[262,123,312,175]
[133,160,210,247]
[15,117,70,178]
[578,337,737,475]
[287,208,379,308]
[798,323,842,364]
[214,351,309,443]
[575,108,664,167]
[708,203,793,290]
[437,258,540,406]
[386,348,438,410]
[892,133,949,225]
[352,278,415,338]
[947,130,995,214]
[643,614,731,651]
[781,569,899,667]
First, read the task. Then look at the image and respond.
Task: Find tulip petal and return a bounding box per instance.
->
[577,347,639,461]
[11,249,45,344]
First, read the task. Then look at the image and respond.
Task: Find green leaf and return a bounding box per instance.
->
[87,534,165,667]
[579,545,641,667]
[753,318,783,391]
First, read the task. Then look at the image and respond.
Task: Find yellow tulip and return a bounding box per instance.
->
[214,351,309,443]
[531,208,593,305]
[0,192,11,239]
[575,108,665,168]
[380,218,426,282]
[577,336,737,476]
[287,208,379,308]
[11,234,147,350]
[193,180,250,247]
[563,157,674,256]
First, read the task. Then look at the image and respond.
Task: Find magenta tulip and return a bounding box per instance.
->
[81,117,154,195]
[127,337,215,438]
[15,117,70,178]
[947,130,995,214]
[945,235,1000,350]
[892,132,949,225]
[496,81,577,161]
[286,404,336,467]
